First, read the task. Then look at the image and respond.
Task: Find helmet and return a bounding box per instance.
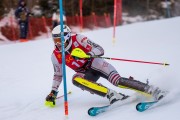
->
[52,25,71,40]
[52,25,72,52]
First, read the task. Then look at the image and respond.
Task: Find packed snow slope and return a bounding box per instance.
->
[0,17,180,120]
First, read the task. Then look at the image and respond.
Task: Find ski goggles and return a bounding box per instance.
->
[53,32,71,47]
[53,32,70,41]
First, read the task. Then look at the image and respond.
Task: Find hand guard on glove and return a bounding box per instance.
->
[72,52,91,60]
[71,48,92,60]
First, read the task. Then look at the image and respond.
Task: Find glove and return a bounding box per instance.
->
[72,52,91,60]
[45,90,58,107]
[86,53,92,58]
[71,48,91,59]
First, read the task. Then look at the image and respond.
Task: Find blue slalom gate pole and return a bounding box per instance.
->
[58,0,69,117]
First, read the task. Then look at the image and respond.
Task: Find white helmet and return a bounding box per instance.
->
[52,25,72,51]
[52,25,71,42]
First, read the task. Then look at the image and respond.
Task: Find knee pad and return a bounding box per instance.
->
[72,73,85,80]
[73,77,108,97]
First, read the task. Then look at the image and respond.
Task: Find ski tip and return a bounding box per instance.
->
[136,103,143,112]
[45,101,55,107]
[136,101,158,112]
[88,107,96,116]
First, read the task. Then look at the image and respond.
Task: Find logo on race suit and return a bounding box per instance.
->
[57,54,62,59]
[66,56,73,63]
[102,62,109,67]
[86,44,92,51]
[81,37,88,43]
[73,41,79,47]
[87,40,98,47]
[56,53,73,63]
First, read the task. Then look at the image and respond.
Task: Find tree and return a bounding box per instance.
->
[0,0,5,17]
[39,0,54,17]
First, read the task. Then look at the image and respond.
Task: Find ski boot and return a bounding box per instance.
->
[147,86,167,101]
[45,90,58,107]
[106,89,129,104]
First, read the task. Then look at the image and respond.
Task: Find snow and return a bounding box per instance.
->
[0,17,180,120]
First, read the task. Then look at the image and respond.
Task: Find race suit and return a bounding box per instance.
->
[51,34,121,94]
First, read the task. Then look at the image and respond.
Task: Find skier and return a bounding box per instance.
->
[45,25,166,106]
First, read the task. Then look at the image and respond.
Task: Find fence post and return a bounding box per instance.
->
[92,12,97,27]
[10,16,16,40]
[42,16,49,38]
[79,0,83,32]
[28,19,33,40]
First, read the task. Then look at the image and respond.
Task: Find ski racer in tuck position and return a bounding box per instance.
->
[45,25,166,107]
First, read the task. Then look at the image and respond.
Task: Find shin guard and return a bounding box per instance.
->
[73,77,108,97]
[118,77,151,97]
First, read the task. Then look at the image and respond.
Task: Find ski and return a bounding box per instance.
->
[136,101,158,112]
[88,94,138,116]
[136,91,168,112]
[88,105,109,116]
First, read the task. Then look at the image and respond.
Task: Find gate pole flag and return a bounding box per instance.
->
[113,0,122,44]
[113,0,117,44]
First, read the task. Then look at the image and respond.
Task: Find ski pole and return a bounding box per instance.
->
[71,48,170,66]
[56,91,72,99]
[91,56,169,66]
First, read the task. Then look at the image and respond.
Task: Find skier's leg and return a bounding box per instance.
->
[20,22,26,39]
[72,58,130,104]
[72,72,108,97]
[117,78,167,100]
[91,58,166,101]
[72,71,128,104]
[24,22,28,39]
[118,77,150,93]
